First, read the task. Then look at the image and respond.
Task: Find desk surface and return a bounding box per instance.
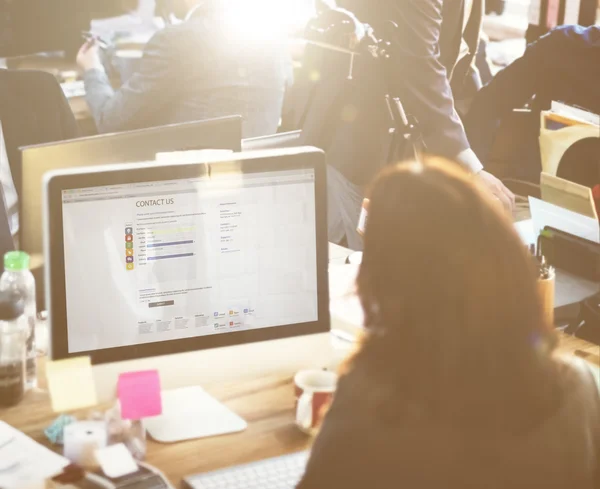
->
[0,363,311,483]
[0,333,597,484]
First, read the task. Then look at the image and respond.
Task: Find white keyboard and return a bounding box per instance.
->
[183,451,309,489]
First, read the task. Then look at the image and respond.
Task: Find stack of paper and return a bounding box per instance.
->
[0,421,69,489]
[529,197,600,244]
[546,101,600,128]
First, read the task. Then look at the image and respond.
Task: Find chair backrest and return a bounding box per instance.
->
[0,69,79,197]
[298,43,392,187]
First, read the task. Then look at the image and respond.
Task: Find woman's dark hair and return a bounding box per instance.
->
[352,158,563,433]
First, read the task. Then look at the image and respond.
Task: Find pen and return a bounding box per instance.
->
[539,255,553,280]
[81,31,109,49]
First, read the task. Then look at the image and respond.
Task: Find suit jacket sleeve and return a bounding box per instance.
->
[83,29,177,133]
[385,0,480,172]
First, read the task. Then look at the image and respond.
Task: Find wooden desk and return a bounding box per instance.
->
[0,332,597,484]
[0,361,311,483]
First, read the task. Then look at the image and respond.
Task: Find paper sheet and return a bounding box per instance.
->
[563,0,582,25]
[46,356,98,412]
[514,219,536,247]
[550,101,599,127]
[529,197,600,244]
[528,0,542,25]
[0,421,69,489]
[329,264,363,334]
[95,443,138,478]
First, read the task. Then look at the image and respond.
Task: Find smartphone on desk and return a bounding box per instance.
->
[81,32,111,50]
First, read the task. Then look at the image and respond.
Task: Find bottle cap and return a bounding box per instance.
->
[4,251,30,271]
[0,291,24,320]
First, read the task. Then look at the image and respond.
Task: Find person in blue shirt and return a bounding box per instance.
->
[76,0,292,138]
[465,25,600,166]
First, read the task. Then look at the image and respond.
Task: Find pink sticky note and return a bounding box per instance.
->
[117,370,162,420]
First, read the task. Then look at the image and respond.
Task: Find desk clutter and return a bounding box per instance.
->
[43,357,162,460]
[0,419,173,489]
[0,361,167,488]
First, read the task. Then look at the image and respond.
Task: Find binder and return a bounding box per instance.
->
[539,103,599,178]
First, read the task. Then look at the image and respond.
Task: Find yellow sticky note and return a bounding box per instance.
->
[46,356,98,412]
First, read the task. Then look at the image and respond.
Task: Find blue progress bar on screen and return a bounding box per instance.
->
[147,253,194,261]
[147,240,194,248]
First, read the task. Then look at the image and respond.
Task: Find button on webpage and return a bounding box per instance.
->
[148,300,175,308]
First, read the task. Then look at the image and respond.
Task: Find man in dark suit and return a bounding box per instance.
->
[76,0,292,138]
[320,0,514,248]
[344,0,515,194]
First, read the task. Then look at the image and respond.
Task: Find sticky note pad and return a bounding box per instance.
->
[46,356,98,412]
[95,443,138,478]
[117,370,162,420]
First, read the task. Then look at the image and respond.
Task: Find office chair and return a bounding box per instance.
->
[0,70,79,198]
[0,70,78,312]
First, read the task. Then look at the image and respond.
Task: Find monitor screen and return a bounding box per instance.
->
[60,167,318,354]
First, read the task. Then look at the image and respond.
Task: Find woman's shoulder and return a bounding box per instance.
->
[555,355,600,417]
[559,356,599,391]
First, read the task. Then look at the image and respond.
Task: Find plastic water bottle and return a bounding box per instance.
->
[0,292,27,406]
[0,251,36,388]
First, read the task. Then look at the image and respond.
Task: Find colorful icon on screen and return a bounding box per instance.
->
[126,263,134,271]
[126,249,134,256]
[126,242,133,249]
[125,227,132,235]
[126,256,134,263]
[125,235,133,242]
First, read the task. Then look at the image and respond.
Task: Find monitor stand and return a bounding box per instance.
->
[144,386,247,443]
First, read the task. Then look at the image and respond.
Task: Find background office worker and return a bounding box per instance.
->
[324,0,514,248]
[77,0,291,137]
[297,159,600,489]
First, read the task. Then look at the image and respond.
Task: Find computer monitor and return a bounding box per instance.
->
[43,147,330,440]
[241,130,302,152]
[20,116,242,258]
[0,0,89,58]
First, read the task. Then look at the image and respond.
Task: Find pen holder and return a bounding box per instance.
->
[537,267,556,326]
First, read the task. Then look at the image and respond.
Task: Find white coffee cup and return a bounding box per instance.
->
[294,370,337,435]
